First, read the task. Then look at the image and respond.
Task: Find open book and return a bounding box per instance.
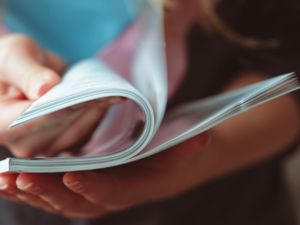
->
[0,3,299,173]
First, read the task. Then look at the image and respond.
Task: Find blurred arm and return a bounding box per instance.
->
[174,72,300,189]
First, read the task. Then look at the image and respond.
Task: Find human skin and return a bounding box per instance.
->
[0,35,124,158]
[0,0,299,220]
[0,71,298,219]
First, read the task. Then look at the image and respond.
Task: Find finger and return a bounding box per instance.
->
[0,174,23,202]
[3,98,121,157]
[42,102,107,157]
[0,34,62,100]
[140,131,211,170]
[0,190,23,203]
[0,99,31,132]
[16,173,105,218]
[63,132,210,206]
[7,106,88,158]
[63,169,145,208]
[39,97,124,157]
[0,173,57,212]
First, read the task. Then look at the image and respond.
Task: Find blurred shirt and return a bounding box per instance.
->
[1,0,146,64]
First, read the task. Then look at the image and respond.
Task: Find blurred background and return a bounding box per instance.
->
[284,146,300,224]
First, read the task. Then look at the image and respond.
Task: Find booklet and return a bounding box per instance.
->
[0,2,299,173]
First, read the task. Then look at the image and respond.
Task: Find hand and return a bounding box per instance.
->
[0,132,209,219]
[0,34,124,157]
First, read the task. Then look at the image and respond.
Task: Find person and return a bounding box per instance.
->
[0,0,299,224]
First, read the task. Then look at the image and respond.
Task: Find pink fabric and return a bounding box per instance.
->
[97,0,221,99]
[97,19,140,82]
[98,1,194,99]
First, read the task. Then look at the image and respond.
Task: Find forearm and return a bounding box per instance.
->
[173,72,300,192]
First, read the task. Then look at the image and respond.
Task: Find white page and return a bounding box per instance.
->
[21,59,137,110]
[2,74,299,173]
[9,59,153,128]
[81,2,168,156]
[131,86,251,160]
[128,73,299,161]
[9,59,156,159]
[8,0,165,160]
[131,2,167,132]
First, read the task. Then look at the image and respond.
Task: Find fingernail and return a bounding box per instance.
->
[17,183,41,193]
[34,74,50,93]
[37,81,53,98]
[0,184,8,190]
[108,97,124,105]
[17,183,33,190]
[34,68,60,98]
[64,181,84,191]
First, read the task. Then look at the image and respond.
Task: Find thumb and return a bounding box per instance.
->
[140,131,211,170]
[171,131,211,159]
[16,59,61,100]
[0,35,63,100]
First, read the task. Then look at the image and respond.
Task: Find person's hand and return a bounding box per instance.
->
[0,34,123,157]
[0,132,209,219]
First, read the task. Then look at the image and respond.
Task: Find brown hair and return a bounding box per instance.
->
[164,0,280,49]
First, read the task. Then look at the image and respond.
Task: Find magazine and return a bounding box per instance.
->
[0,2,299,173]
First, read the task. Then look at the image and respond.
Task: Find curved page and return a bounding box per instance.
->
[8,59,155,162]
[1,0,168,173]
